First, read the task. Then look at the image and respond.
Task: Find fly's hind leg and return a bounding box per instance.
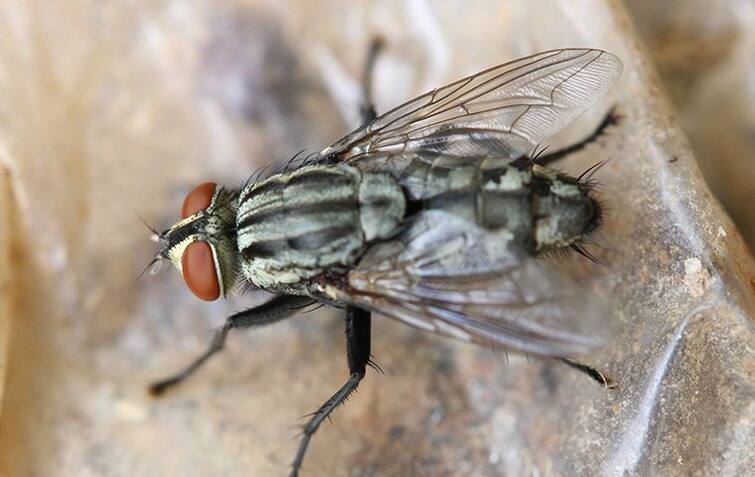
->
[535,106,621,166]
[360,38,384,126]
[149,294,313,396]
[290,307,372,477]
[558,357,617,389]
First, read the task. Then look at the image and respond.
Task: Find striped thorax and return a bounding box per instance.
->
[236,163,406,294]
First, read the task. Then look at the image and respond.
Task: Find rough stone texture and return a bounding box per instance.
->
[0,170,9,412]
[625,0,755,246]
[0,1,752,476]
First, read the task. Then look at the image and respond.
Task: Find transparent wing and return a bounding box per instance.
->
[320,49,622,165]
[328,211,609,357]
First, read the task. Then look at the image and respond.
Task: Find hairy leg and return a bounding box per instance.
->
[360,38,384,126]
[149,294,314,396]
[289,307,372,477]
[558,357,617,389]
[535,106,620,166]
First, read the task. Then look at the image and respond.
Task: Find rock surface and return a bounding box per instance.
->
[626,0,755,245]
[0,1,753,476]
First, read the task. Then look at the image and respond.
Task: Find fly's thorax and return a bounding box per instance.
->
[236,164,405,293]
[158,185,240,298]
[530,164,600,251]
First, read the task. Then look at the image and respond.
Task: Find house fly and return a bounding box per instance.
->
[147,43,622,476]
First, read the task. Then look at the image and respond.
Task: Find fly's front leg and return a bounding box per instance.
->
[360,38,384,126]
[535,106,621,166]
[290,307,371,477]
[149,294,314,396]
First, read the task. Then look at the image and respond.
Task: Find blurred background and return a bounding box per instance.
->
[0,1,752,476]
[626,0,755,246]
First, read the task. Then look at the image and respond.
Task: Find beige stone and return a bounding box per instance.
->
[0,1,752,476]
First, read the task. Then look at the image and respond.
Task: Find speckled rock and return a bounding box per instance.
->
[0,1,752,476]
[626,0,755,246]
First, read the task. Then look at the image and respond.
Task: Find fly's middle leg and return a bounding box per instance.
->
[290,307,372,477]
[149,294,314,396]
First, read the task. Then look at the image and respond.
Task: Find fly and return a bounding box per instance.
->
[147,42,622,477]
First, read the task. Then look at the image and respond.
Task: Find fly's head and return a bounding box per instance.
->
[531,164,602,253]
[153,182,240,301]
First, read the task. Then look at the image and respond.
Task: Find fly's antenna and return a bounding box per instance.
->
[138,215,159,239]
[135,215,163,285]
[134,256,162,285]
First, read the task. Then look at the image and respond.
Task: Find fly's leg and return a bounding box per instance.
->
[558,357,617,389]
[290,307,371,477]
[149,294,314,396]
[360,38,384,126]
[535,106,621,166]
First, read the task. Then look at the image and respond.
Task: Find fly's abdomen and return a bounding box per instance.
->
[406,157,535,248]
[477,164,535,248]
[236,164,404,292]
[404,157,596,253]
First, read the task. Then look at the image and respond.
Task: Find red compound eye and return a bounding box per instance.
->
[181,182,217,218]
[181,241,221,301]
